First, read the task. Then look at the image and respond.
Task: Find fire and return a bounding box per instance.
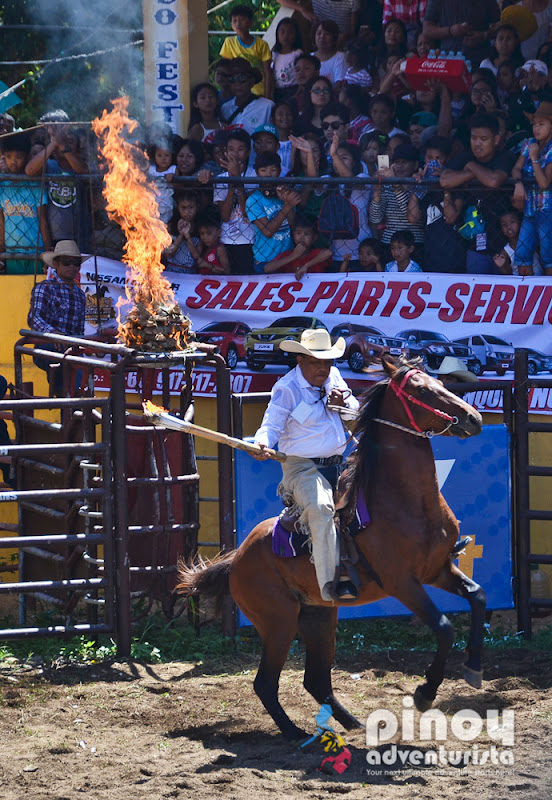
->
[92,97,193,351]
[142,400,167,416]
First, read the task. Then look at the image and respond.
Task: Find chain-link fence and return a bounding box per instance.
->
[0,172,548,276]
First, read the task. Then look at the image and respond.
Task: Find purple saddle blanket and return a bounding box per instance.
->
[272,489,371,558]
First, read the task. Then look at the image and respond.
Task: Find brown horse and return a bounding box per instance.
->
[177,356,486,741]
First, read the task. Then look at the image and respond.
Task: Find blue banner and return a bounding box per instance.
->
[234,425,512,626]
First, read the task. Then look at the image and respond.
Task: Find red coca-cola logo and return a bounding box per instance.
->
[420,60,446,69]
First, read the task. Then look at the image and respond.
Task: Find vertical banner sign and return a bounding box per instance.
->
[142,0,208,135]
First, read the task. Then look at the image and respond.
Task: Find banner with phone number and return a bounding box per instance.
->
[82,257,552,414]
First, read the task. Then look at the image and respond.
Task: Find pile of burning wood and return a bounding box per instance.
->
[120,298,195,353]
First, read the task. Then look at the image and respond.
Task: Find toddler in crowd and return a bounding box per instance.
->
[340,237,384,272]
[184,210,231,274]
[164,191,200,273]
[385,230,422,272]
[272,102,294,175]
[343,38,374,90]
[264,214,333,277]
[147,138,176,224]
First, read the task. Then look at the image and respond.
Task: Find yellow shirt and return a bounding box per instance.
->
[220,36,271,96]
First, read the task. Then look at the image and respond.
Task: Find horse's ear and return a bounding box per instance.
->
[381,353,399,377]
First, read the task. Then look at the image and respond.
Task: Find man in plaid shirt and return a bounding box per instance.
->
[29,240,85,394]
[29,239,85,336]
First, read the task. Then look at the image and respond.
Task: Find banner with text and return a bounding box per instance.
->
[82,257,552,414]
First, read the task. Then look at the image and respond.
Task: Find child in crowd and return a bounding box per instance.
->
[338,85,372,143]
[385,230,422,272]
[201,130,228,178]
[369,142,424,250]
[187,83,224,142]
[251,123,283,170]
[245,152,300,272]
[512,102,552,276]
[271,17,303,103]
[147,137,176,224]
[320,102,350,162]
[213,128,257,274]
[264,214,333,277]
[359,131,388,176]
[493,209,543,276]
[272,102,294,175]
[369,94,404,138]
[0,132,51,274]
[480,24,524,76]
[340,237,385,272]
[164,191,200,273]
[183,210,231,274]
[343,38,373,90]
[292,53,321,114]
[220,4,273,99]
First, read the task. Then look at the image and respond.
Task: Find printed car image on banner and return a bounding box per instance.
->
[81,257,552,413]
[233,425,513,625]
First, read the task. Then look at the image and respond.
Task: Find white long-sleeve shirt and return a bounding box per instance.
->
[254,365,359,458]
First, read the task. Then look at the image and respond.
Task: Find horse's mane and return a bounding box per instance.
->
[348,356,424,501]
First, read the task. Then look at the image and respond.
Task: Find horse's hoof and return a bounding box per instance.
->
[340,714,364,731]
[414,686,434,712]
[463,666,483,689]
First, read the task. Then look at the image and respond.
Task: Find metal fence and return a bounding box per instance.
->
[0,172,546,277]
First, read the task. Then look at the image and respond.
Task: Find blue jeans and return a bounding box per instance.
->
[515,209,552,272]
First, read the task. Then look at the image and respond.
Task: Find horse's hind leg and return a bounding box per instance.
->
[433,562,487,689]
[298,605,363,731]
[395,580,455,713]
[252,604,306,741]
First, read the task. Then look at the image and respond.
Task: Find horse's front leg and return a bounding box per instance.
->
[395,579,455,712]
[298,604,363,731]
[432,561,487,689]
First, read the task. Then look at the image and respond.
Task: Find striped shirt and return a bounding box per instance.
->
[343,68,373,89]
[29,270,85,335]
[369,185,425,243]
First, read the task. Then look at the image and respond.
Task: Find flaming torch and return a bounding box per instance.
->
[92,97,194,353]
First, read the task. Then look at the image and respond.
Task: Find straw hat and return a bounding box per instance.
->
[280,329,345,360]
[524,100,552,123]
[435,356,477,383]
[41,239,82,267]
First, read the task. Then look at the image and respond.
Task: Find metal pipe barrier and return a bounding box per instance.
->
[5,331,236,650]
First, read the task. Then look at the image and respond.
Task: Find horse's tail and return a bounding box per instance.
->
[176,550,236,615]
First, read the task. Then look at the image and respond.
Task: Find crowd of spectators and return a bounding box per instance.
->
[2,0,552,277]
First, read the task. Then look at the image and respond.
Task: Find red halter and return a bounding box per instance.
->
[389,369,458,434]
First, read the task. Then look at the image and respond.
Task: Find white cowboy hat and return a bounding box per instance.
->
[435,356,477,383]
[280,328,345,360]
[41,239,82,267]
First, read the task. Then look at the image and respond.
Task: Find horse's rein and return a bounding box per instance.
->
[375,369,459,439]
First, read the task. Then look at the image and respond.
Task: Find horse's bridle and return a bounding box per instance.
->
[375,369,459,439]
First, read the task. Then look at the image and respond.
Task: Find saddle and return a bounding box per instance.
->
[272,466,383,594]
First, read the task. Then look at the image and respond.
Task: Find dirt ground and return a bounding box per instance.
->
[1,629,552,800]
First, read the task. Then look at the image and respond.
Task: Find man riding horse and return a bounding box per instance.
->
[253,328,359,602]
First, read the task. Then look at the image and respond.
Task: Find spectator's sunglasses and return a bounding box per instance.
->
[322,121,344,130]
[311,87,330,94]
[229,74,251,83]
[58,257,81,266]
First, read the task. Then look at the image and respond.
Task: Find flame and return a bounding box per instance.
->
[142,400,167,416]
[92,97,173,310]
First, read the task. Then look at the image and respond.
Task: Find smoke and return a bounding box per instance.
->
[31,0,145,123]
